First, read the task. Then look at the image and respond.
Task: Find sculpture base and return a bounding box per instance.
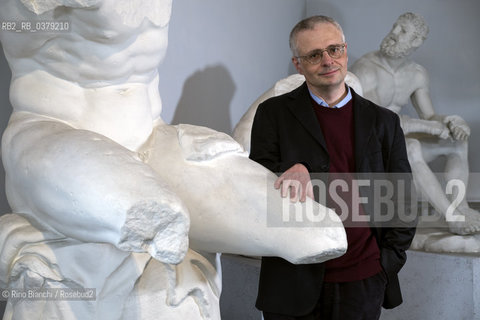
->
[220,250,480,320]
[220,254,262,320]
[412,223,480,253]
[381,250,480,320]
[411,203,480,253]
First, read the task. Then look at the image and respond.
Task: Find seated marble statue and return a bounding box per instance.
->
[350,12,480,235]
[0,0,347,319]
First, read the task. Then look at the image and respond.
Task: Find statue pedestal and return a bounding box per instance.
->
[381,250,480,320]
[220,254,262,320]
[220,250,480,320]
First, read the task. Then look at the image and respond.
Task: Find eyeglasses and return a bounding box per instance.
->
[296,44,346,64]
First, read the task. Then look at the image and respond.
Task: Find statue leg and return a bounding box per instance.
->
[407,138,452,212]
[143,124,347,265]
[0,214,152,320]
[2,112,190,263]
[407,138,480,234]
[443,140,470,206]
[122,250,221,320]
[441,140,480,234]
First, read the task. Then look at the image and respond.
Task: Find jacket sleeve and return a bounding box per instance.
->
[249,102,280,172]
[378,113,418,309]
[249,101,302,173]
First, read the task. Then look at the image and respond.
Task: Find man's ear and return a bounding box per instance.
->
[292,57,303,75]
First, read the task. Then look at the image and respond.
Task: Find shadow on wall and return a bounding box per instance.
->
[0,43,12,216]
[171,64,236,134]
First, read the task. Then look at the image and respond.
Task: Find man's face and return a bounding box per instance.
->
[292,23,348,95]
[380,19,418,58]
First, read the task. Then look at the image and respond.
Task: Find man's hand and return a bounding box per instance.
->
[274,163,313,202]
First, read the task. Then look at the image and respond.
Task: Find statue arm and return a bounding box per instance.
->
[406,71,451,137]
[399,114,449,138]
[410,71,470,140]
[2,112,189,264]
[410,85,435,120]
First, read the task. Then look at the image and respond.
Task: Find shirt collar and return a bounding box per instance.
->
[308,85,352,108]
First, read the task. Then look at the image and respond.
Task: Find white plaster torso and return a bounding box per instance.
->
[2,0,171,151]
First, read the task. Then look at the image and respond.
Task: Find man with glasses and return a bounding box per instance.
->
[351,12,480,236]
[250,15,416,319]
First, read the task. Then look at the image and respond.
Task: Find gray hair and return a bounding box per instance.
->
[397,12,429,41]
[289,15,345,56]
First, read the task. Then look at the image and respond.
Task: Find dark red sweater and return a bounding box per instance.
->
[312,98,382,282]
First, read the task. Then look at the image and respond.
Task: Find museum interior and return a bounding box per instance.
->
[0,0,479,319]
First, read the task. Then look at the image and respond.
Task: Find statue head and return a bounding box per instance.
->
[380,12,429,59]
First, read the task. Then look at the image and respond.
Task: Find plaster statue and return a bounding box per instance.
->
[350,12,480,235]
[0,0,347,319]
[233,72,363,153]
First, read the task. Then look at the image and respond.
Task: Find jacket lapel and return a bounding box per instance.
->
[353,90,376,171]
[286,83,328,152]
[284,84,377,169]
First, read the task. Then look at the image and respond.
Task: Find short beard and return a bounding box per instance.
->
[380,36,411,59]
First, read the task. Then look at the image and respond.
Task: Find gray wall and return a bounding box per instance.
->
[0,0,479,207]
[159,0,305,133]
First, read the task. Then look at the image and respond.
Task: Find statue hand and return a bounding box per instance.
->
[425,119,450,139]
[444,115,470,140]
[437,123,451,140]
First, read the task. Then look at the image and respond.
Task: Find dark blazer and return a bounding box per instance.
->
[249,82,416,316]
